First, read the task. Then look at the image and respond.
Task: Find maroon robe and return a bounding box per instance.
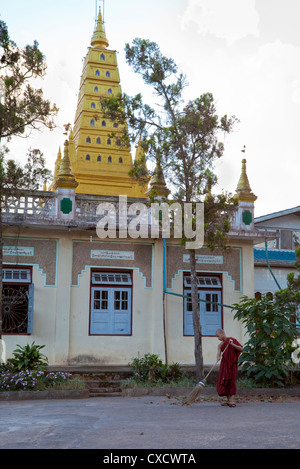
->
[216,337,242,396]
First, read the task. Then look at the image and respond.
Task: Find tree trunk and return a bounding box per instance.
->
[0,208,2,341]
[189,249,204,382]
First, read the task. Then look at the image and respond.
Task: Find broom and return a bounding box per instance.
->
[185,341,230,405]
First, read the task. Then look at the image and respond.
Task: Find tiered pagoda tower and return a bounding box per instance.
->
[51,10,148,197]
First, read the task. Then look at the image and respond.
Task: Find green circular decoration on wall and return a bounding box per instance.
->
[242,210,252,225]
[60,197,73,214]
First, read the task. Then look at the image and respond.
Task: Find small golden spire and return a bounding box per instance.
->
[134,139,148,170]
[236,158,257,202]
[53,140,78,190]
[132,139,150,189]
[54,147,62,177]
[68,127,75,163]
[91,9,109,49]
[49,147,62,191]
[146,158,169,197]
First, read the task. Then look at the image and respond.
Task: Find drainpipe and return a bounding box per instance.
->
[265,241,281,290]
[162,238,167,364]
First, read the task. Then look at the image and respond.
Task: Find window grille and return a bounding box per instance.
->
[3,269,31,283]
[92,272,132,285]
[2,269,33,334]
[184,276,221,288]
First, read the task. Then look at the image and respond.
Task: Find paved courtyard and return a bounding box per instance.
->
[0,395,299,450]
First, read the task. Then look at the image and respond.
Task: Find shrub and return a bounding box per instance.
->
[234,294,300,387]
[128,353,184,385]
[0,369,74,392]
[6,342,48,372]
[0,342,86,392]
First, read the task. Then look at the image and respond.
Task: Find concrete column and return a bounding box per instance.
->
[54,233,72,364]
[151,238,167,362]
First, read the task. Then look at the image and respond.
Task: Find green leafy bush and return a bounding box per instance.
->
[234,295,300,387]
[128,353,183,385]
[6,342,48,372]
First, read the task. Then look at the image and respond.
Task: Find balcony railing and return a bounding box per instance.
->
[1,190,150,228]
[1,189,270,241]
[2,191,56,220]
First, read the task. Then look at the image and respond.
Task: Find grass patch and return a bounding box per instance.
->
[121,375,196,389]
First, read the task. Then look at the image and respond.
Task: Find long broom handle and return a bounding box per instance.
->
[203,341,230,381]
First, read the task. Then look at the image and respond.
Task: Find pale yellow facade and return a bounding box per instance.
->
[2,229,256,366]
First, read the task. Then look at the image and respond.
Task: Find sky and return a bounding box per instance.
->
[1,0,300,217]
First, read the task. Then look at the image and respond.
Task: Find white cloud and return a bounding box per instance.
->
[182,0,259,45]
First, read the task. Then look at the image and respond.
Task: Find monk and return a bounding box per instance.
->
[216,328,243,407]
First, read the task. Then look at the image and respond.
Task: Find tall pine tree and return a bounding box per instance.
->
[101,38,238,380]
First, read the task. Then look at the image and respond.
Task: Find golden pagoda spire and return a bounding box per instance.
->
[235,158,257,202]
[70,12,147,197]
[91,9,109,49]
[53,140,78,190]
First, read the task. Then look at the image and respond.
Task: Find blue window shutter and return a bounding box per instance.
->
[184,290,194,336]
[200,291,222,336]
[184,290,222,336]
[112,288,131,335]
[27,284,34,334]
[90,287,110,335]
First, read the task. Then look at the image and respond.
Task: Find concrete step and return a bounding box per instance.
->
[83,375,123,397]
[84,379,122,388]
[90,391,123,397]
[89,385,122,393]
